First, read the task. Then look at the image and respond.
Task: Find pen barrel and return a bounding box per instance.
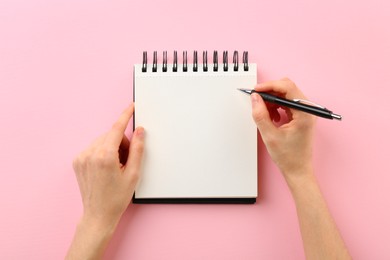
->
[258,92,334,119]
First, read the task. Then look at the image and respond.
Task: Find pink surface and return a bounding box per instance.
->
[1,0,389,259]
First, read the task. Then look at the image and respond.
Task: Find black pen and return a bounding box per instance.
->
[238,89,342,121]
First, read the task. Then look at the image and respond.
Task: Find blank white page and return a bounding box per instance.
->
[134,63,257,199]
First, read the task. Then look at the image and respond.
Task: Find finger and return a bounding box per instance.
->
[124,127,145,185]
[254,78,306,100]
[87,133,107,152]
[73,134,107,171]
[251,93,276,137]
[104,103,135,149]
[254,79,310,121]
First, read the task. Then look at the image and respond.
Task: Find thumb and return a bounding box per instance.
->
[124,127,145,186]
[251,93,276,136]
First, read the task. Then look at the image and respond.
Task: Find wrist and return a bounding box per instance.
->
[79,212,121,238]
[282,164,317,194]
[66,213,120,260]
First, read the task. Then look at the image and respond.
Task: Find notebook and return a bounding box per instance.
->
[133,50,257,203]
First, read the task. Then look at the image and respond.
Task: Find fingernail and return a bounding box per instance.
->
[136,127,144,138]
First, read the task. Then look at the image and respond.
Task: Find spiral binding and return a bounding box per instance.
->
[183,51,188,72]
[173,51,178,72]
[223,51,228,71]
[141,51,249,73]
[213,51,218,72]
[233,51,238,71]
[152,51,157,72]
[193,51,198,72]
[203,51,208,72]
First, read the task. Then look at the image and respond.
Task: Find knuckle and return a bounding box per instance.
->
[93,148,117,167]
[281,76,291,82]
[281,77,296,89]
[301,114,317,128]
[264,134,279,150]
[134,141,145,154]
[252,110,266,124]
[286,82,295,91]
[128,170,140,185]
[297,115,317,132]
[72,157,80,171]
[111,121,123,131]
[73,153,86,169]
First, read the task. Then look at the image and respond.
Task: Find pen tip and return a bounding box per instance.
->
[237,88,252,95]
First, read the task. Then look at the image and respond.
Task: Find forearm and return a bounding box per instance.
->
[65,215,119,260]
[286,169,351,260]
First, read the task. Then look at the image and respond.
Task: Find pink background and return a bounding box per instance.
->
[1,0,389,259]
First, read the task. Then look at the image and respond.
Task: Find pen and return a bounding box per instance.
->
[238,89,342,121]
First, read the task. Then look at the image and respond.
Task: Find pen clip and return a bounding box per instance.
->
[292,99,327,110]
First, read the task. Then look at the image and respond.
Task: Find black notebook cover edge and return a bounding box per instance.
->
[132,196,256,204]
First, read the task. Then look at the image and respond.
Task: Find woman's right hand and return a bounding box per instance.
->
[250,78,316,185]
